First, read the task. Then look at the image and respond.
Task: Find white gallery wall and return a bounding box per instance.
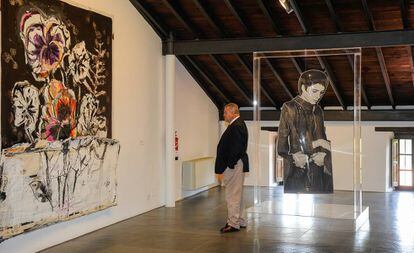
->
[326,122,394,192]
[2,0,165,252]
[242,120,414,192]
[174,59,220,200]
[0,0,219,252]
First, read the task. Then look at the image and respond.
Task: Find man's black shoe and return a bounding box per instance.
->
[220,224,240,233]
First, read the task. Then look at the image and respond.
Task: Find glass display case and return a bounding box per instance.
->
[248,48,369,230]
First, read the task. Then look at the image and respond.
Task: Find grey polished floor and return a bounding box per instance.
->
[41,186,414,253]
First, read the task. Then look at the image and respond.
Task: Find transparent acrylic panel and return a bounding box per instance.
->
[249,48,367,229]
[252,56,261,205]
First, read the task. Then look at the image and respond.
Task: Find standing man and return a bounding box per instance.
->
[215,103,249,233]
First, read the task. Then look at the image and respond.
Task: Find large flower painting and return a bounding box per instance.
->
[0,0,118,243]
[1,0,112,148]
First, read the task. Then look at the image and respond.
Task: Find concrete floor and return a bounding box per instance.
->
[41,186,414,253]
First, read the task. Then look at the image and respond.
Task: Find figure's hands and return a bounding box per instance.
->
[292,152,308,168]
[312,139,331,151]
[311,152,326,166]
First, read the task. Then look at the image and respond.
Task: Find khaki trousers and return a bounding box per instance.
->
[223,159,246,229]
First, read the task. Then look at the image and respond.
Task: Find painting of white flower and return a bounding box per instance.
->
[12,81,40,143]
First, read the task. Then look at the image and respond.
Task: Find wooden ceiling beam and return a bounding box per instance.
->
[257,0,282,35]
[323,0,371,109]
[375,48,395,108]
[192,0,225,37]
[130,0,227,109]
[361,0,375,31]
[185,56,231,103]
[194,0,280,108]
[362,1,395,108]
[162,0,200,38]
[400,1,414,89]
[129,0,168,39]
[376,127,414,133]
[400,0,409,30]
[293,1,346,110]
[290,0,310,34]
[193,0,258,107]
[406,46,414,88]
[222,109,414,121]
[291,58,304,74]
[263,58,294,99]
[317,56,347,110]
[210,55,252,104]
[223,0,251,36]
[324,0,343,32]
[164,29,414,55]
[236,54,281,109]
[177,56,224,108]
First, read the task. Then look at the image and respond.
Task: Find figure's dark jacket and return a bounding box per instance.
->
[277,96,327,157]
[215,117,249,174]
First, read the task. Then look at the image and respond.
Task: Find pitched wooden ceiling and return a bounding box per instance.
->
[130,0,414,110]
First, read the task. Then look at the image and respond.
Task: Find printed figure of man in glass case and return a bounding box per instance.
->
[277,69,333,193]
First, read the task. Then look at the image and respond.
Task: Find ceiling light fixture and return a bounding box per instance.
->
[279,0,293,14]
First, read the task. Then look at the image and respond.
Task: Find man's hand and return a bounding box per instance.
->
[217,173,224,182]
[311,152,326,166]
[292,152,308,168]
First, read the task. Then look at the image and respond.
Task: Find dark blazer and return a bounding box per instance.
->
[215,117,249,174]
